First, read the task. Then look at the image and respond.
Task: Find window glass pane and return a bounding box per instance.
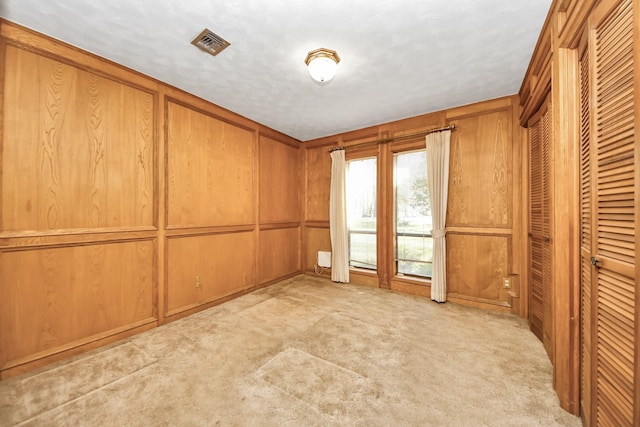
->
[346,157,377,270]
[394,150,432,278]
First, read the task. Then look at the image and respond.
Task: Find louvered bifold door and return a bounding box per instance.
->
[589,0,636,425]
[528,98,554,359]
[579,41,594,427]
[541,102,554,360]
[528,110,544,342]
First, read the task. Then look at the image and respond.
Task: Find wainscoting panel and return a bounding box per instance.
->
[304,226,331,274]
[446,233,510,308]
[0,240,155,370]
[1,20,303,378]
[166,232,255,316]
[258,227,300,284]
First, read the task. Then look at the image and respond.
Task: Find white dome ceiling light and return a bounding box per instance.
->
[304,48,340,83]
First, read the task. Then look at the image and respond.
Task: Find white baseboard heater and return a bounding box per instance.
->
[317,251,331,268]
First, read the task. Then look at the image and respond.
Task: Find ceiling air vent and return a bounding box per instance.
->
[191,29,230,56]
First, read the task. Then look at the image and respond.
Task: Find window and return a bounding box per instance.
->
[346,157,377,270]
[394,150,432,278]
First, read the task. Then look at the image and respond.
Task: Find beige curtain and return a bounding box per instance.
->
[330,149,349,283]
[426,130,451,302]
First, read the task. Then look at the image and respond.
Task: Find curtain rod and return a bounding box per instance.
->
[328,124,456,153]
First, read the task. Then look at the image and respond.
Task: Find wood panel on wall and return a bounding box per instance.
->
[2,45,155,233]
[0,240,155,372]
[166,101,254,229]
[304,226,332,275]
[447,233,510,308]
[447,109,511,228]
[166,232,255,317]
[258,227,300,284]
[0,28,160,379]
[304,145,332,222]
[259,136,300,224]
[302,96,523,311]
[0,20,303,378]
[444,98,517,311]
[302,143,332,275]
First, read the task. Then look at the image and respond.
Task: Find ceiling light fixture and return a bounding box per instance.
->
[304,48,340,83]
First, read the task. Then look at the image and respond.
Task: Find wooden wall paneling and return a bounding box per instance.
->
[446,233,511,310]
[512,96,529,317]
[156,88,166,325]
[259,136,300,224]
[442,100,515,309]
[349,270,381,288]
[389,279,432,299]
[342,127,379,148]
[446,96,514,120]
[0,240,156,375]
[557,0,598,48]
[0,21,159,94]
[299,147,307,272]
[446,109,512,228]
[301,96,520,309]
[253,130,261,294]
[161,84,258,134]
[166,101,254,229]
[305,145,332,222]
[2,46,155,234]
[520,18,554,126]
[166,232,255,317]
[304,226,331,276]
[258,227,300,284]
[0,19,313,377]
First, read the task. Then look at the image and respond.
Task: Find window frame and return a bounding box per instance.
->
[391,147,433,280]
[345,152,379,273]
[389,141,434,284]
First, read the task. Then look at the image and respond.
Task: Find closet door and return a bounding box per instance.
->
[528,97,553,359]
[589,0,636,424]
[541,102,553,360]
[579,39,593,427]
[529,113,544,341]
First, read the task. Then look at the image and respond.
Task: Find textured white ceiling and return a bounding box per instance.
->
[1,0,551,141]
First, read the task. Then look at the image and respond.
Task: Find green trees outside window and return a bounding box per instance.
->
[394,150,433,278]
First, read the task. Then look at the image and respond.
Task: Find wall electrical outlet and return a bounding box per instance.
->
[195,275,202,288]
[503,277,511,289]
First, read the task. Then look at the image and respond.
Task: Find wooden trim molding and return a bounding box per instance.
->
[1,319,157,380]
[259,222,300,231]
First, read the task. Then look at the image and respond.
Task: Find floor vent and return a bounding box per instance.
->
[191,29,230,56]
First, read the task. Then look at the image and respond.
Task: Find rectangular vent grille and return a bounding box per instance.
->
[191,29,230,56]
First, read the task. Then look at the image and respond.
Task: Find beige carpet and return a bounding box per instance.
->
[0,275,581,426]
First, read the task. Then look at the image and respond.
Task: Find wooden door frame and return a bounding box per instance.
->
[551,18,582,415]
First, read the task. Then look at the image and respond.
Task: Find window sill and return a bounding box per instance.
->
[349,267,377,276]
[392,274,431,287]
